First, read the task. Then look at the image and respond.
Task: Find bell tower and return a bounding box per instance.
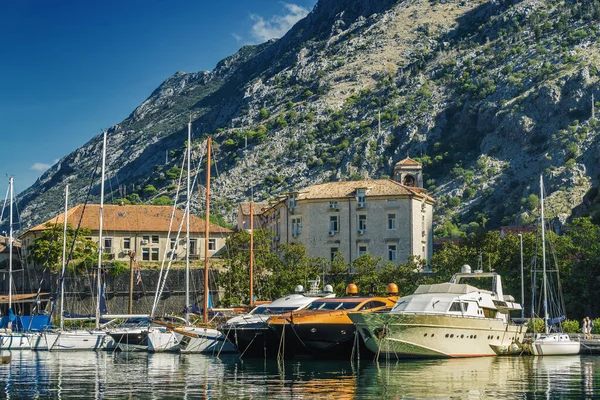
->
[393,157,423,188]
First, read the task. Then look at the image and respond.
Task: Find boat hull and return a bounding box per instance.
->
[350,312,526,358]
[177,327,238,354]
[224,323,280,358]
[147,327,179,353]
[527,333,581,356]
[0,333,31,350]
[31,331,114,351]
[109,329,148,352]
[270,322,363,358]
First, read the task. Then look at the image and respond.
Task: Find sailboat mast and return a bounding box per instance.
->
[8,177,13,310]
[95,131,107,329]
[203,138,211,324]
[249,201,254,307]
[60,184,69,331]
[185,119,191,323]
[540,175,549,334]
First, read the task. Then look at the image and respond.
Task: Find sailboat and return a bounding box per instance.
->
[146,118,196,352]
[174,137,237,354]
[527,175,580,356]
[0,177,34,350]
[33,133,116,351]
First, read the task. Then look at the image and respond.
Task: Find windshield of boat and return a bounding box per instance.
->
[304,300,362,311]
[250,306,299,315]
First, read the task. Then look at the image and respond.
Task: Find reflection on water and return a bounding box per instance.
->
[0,351,598,399]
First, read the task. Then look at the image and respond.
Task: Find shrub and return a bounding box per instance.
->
[152,195,172,206]
[561,319,580,334]
[448,197,461,207]
[527,318,545,333]
[107,261,128,277]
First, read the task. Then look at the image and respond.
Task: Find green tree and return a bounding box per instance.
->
[27,224,97,273]
[152,195,173,206]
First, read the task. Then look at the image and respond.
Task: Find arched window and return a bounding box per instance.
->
[403,174,416,187]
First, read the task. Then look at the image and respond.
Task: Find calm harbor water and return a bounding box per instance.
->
[0,351,597,399]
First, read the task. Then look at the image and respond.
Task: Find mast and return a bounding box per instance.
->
[540,175,549,334]
[95,131,107,329]
[60,184,69,331]
[249,201,254,308]
[203,138,211,324]
[8,177,13,311]
[185,118,191,323]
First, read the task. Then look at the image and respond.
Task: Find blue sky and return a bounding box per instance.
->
[0,0,317,194]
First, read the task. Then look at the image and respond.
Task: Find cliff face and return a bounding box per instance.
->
[12,0,600,235]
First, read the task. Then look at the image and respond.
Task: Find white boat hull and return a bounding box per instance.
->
[351,313,526,358]
[0,333,31,350]
[176,327,238,354]
[528,333,581,356]
[147,327,179,352]
[31,331,115,351]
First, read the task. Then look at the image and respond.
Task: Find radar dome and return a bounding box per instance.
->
[461,264,472,274]
[346,283,358,296]
[386,283,399,296]
[323,284,333,293]
[295,285,304,293]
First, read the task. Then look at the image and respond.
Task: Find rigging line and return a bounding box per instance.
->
[48,151,102,321]
[151,149,188,317]
[0,184,8,224]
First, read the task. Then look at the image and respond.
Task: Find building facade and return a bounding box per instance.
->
[20,204,232,267]
[262,158,434,266]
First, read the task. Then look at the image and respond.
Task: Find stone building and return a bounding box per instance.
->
[261,158,434,266]
[20,204,232,267]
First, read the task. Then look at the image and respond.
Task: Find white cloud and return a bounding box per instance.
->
[232,33,243,43]
[30,162,51,172]
[250,3,310,42]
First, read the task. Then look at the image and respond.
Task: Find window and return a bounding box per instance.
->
[103,237,112,250]
[329,216,339,233]
[357,189,366,207]
[189,239,197,255]
[330,247,338,262]
[358,246,367,256]
[388,214,396,230]
[292,217,302,236]
[388,245,397,262]
[449,302,468,313]
[142,235,150,243]
[289,195,297,209]
[358,215,367,231]
[359,301,387,311]
[329,201,338,209]
[170,238,177,249]
[152,235,159,244]
[208,238,216,251]
[142,248,150,261]
[123,237,131,250]
[151,248,159,261]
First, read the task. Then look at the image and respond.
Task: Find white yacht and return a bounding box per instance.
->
[349,265,526,358]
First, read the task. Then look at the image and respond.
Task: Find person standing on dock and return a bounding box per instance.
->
[583,318,590,339]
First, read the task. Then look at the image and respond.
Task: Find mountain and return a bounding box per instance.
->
[11,0,600,236]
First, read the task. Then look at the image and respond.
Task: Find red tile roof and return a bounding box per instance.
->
[25,204,232,234]
[394,157,422,167]
[295,179,434,202]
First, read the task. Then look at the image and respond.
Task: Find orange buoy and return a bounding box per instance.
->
[346,283,358,296]
[387,283,399,296]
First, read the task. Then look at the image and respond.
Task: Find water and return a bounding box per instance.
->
[0,351,598,399]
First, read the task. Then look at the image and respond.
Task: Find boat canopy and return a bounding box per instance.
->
[413,283,488,295]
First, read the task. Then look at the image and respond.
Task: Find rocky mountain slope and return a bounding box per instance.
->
[12,0,600,236]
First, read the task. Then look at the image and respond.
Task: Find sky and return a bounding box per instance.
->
[0,0,318,194]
